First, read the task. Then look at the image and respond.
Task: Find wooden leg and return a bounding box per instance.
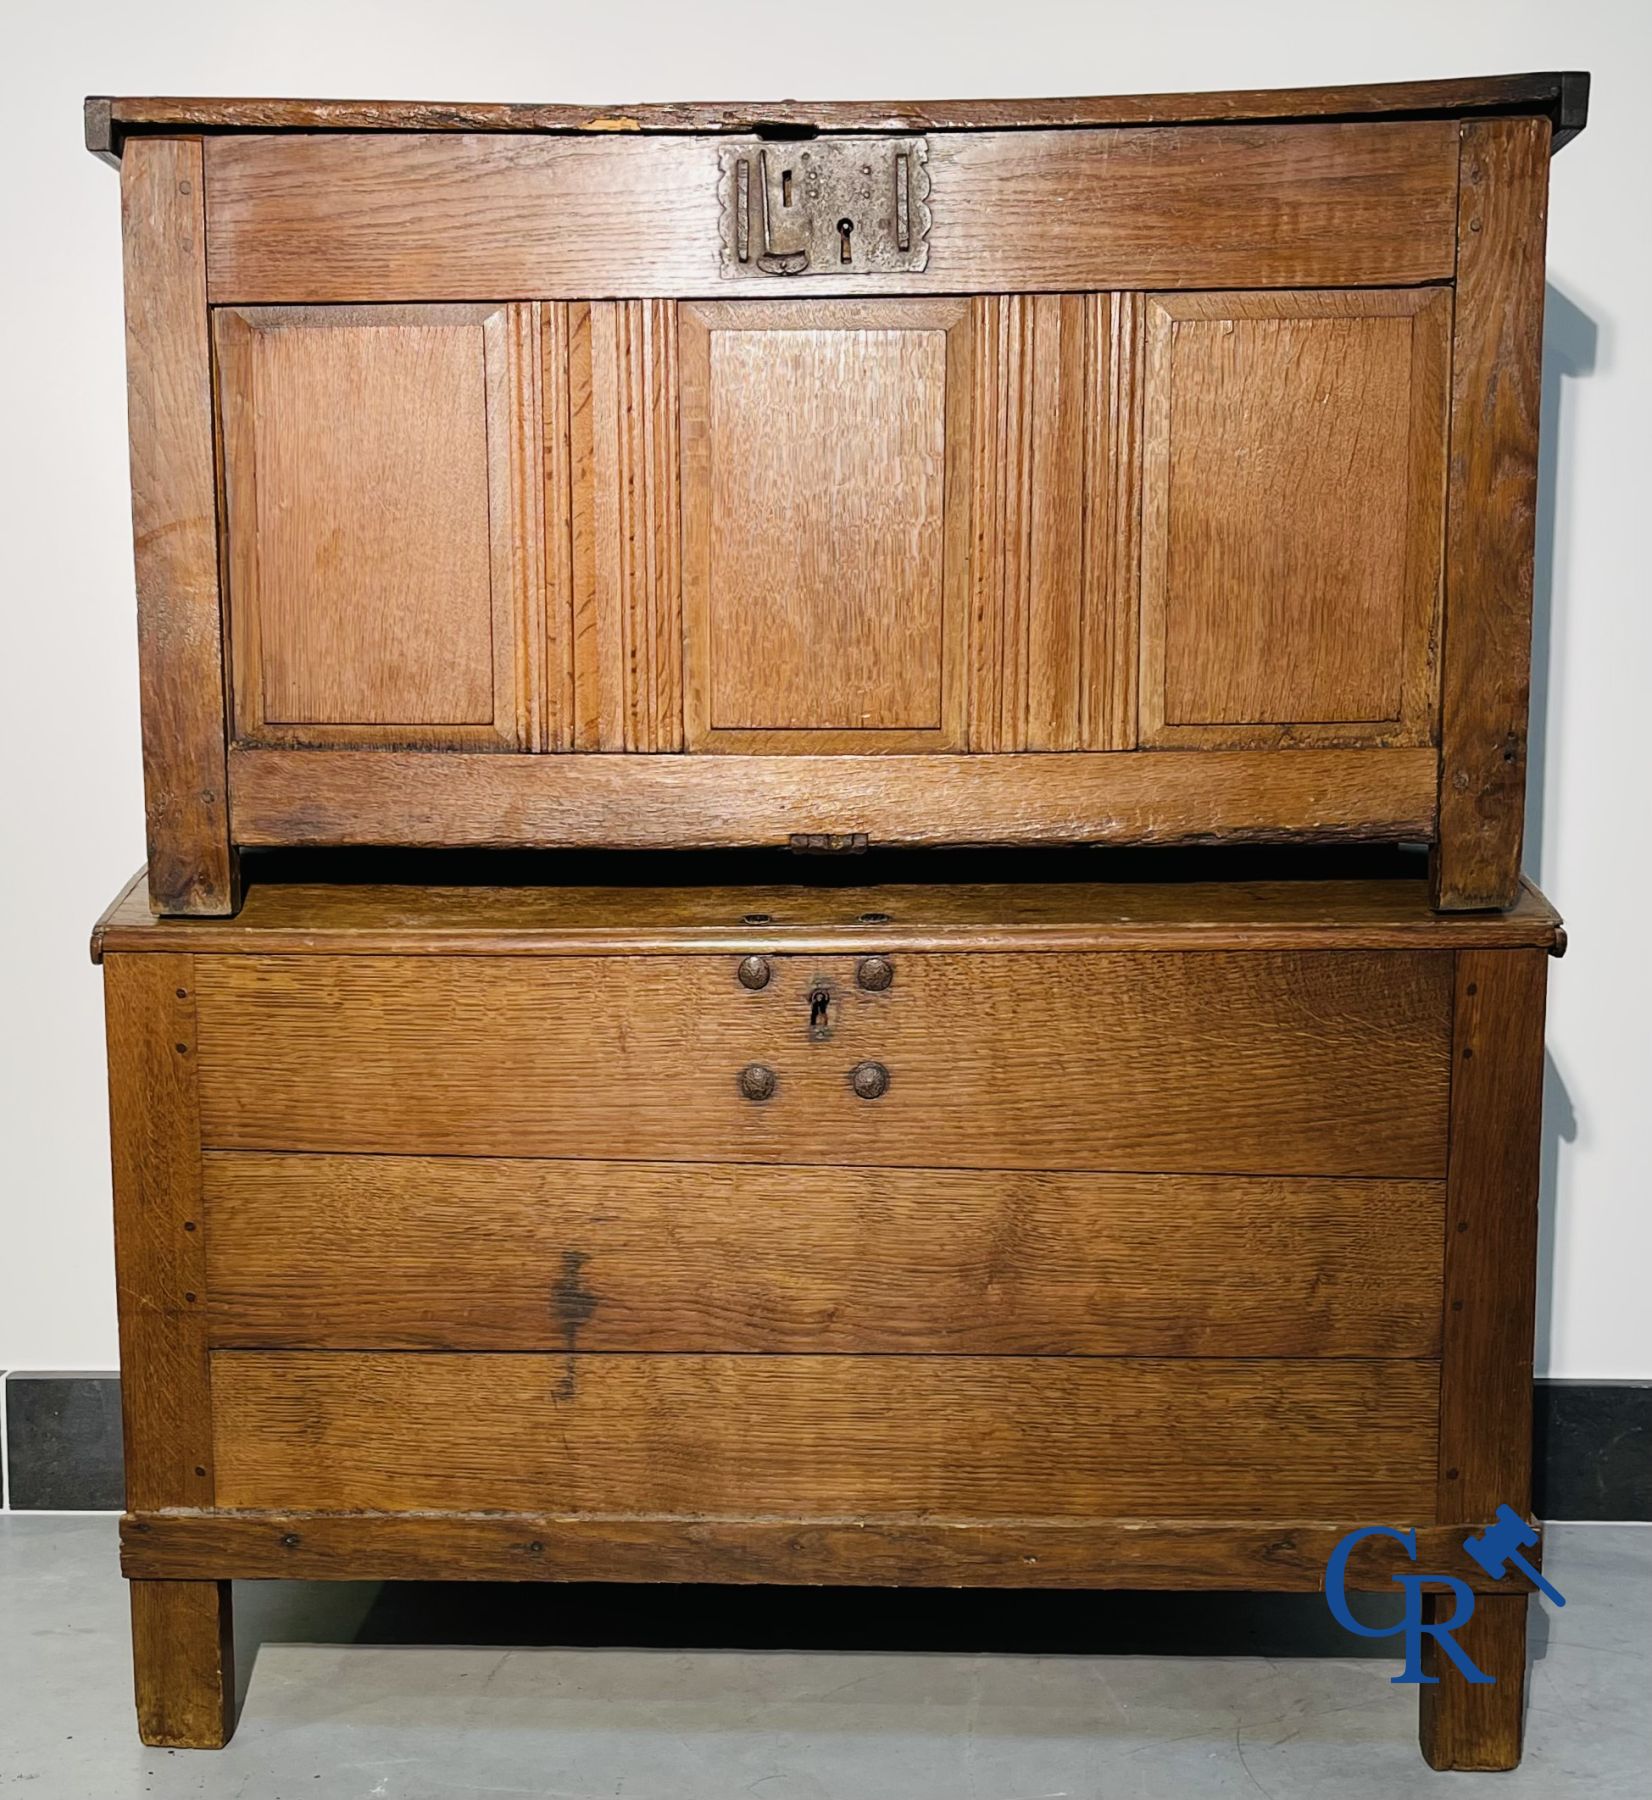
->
[1418,1591,1528,1771]
[130,1578,235,1748]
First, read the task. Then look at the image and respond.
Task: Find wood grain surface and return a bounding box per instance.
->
[201,123,1458,302]
[190,949,1451,1174]
[681,300,968,750]
[105,955,216,1511]
[216,304,540,748]
[129,1579,233,1749]
[1141,290,1448,748]
[561,300,682,752]
[1432,119,1551,909]
[1419,948,1547,1769]
[1437,950,1548,1518]
[1419,1592,1530,1770]
[969,295,1093,750]
[120,139,237,915]
[225,745,1440,851]
[202,1154,1445,1356]
[1091,292,1144,749]
[92,865,1563,961]
[87,75,1590,160]
[209,1351,1441,1518]
[87,74,1589,157]
[121,1511,1530,1593]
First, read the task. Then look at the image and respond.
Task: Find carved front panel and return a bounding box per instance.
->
[213,289,1450,768]
[1139,289,1449,748]
[679,299,970,752]
[215,303,542,749]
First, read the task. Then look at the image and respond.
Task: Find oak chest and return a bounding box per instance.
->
[90,72,1587,916]
[96,855,1560,1768]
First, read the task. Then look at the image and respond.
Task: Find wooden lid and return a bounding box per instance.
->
[91,850,1565,961]
[85,72,1588,163]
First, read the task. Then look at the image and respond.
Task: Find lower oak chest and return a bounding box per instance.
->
[92,861,1561,1769]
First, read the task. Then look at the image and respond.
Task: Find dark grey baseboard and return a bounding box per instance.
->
[3,1372,1648,1520]
[4,1372,125,1510]
[1533,1380,1652,1521]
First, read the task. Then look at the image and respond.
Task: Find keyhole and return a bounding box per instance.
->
[809,987,831,1035]
[837,217,854,263]
[782,168,793,206]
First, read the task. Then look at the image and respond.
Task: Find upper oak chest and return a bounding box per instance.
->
[90,73,1587,915]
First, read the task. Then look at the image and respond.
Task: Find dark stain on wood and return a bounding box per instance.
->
[551,1249,598,1399]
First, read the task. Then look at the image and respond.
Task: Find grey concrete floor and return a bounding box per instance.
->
[0,1516,1647,1799]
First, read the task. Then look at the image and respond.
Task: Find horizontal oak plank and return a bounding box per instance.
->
[203,123,1457,302]
[89,73,1587,152]
[203,1155,1445,1357]
[209,1352,1440,1519]
[121,1510,1532,1592]
[93,866,1565,961]
[193,951,1451,1175]
[227,747,1439,851]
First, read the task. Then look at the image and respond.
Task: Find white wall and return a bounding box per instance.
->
[1,0,1646,1376]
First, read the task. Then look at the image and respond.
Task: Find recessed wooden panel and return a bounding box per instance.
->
[1141,289,1449,747]
[216,303,542,749]
[682,300,969,751]
[193,950,1451,1175]
[203,1153,1445,1356]
[210,1351,1441,1519]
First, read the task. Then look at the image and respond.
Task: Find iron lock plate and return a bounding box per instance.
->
[718,137,932,278]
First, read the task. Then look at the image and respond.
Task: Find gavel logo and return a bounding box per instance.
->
[1462,1504,1567,1607]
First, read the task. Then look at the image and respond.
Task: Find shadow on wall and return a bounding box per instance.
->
[1536,1049,1581,1376]
[1527,282,1596,1379]
[1525,282,1599,885]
